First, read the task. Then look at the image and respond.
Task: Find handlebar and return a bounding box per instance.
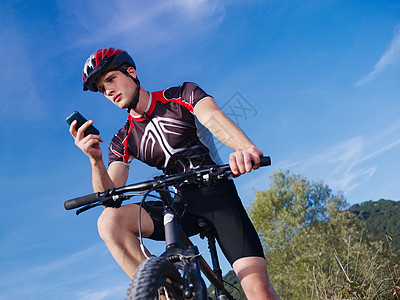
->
[64,192,101,210]
[64,156,271,212]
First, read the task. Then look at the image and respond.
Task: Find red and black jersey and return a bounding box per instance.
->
[108,82,223,175]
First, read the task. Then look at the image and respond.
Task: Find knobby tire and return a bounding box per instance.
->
[126,256,184,300]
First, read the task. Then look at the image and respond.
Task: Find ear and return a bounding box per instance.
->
[126,67,137,78]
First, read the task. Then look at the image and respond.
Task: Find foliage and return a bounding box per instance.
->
[208,171,400,299]
[207,270,245,299]
[249,170,348,253]
[248,170,391,299]
[349,199,400,255]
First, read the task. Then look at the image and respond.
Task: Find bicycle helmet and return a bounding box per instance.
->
[83,48,141,112]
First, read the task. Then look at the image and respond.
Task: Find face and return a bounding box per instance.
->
[96,68,138,109]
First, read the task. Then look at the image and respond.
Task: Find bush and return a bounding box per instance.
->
[248,171,399,299]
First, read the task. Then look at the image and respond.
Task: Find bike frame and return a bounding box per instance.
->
[156,188,233,299]
[64,156,271,300]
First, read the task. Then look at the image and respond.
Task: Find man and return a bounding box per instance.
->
[70,47,279,299]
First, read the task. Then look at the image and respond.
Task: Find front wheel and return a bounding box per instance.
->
[126,256,184,300]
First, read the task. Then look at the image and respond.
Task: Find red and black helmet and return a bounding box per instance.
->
[82,47,136,92]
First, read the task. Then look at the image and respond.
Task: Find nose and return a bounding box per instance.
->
[104,84,114,97]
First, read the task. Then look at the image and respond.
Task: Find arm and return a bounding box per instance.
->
[69,120,128,192]
[194,97,263,176]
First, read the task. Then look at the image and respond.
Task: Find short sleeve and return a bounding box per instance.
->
[181,82,211,108]
[163,82,212,112]
[108,131,133,167]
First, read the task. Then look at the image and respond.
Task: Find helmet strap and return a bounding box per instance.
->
[117,67,141,113]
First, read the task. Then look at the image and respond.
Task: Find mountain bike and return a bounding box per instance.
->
[64,156,271,300]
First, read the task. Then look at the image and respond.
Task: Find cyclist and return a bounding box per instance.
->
[70,47,279,300]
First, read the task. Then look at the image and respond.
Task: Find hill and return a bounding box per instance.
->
[207,270,244,299]
[349,199,400,254]
[209,199,400,298]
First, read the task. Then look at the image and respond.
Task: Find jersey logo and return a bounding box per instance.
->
[140,116,196,170]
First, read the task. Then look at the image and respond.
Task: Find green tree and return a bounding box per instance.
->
[249,170,386,299]
[250,170,348,251]
[350,199,400,255]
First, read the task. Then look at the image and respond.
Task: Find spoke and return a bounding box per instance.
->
[157,283,174,300]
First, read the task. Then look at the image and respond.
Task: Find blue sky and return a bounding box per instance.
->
[1,0,399,299]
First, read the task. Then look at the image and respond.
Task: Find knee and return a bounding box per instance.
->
[233,257,279,299]
[233,257,268,277]
[97,208,127,242]
[97,204,153,243]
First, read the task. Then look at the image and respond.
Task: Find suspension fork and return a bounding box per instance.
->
[158,189,208,299]
[157,189,183,249]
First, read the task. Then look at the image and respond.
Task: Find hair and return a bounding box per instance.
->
[120,62,135,71]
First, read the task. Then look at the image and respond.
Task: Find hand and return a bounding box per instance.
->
[69,120,104,161]
[229,147,263,177]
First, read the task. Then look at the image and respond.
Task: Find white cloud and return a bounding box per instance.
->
[30,244,105,276]
[355,25,400,87]
[279,121,400,194]
[76,286,126,300]
[0,244,103,287]
[0,243,122,299]
[62,0,227,49]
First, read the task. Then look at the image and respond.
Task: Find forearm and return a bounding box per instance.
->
[89,158,116,193]
[195,97,263,175]
[204,109,256,151]
[195,98,256,151]
[69,119,115,192]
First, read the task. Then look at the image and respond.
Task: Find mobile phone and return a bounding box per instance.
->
[66,111,100,136]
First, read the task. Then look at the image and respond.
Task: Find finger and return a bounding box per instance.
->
[247,147,263,170]
[229,153,239,175]
[234,151,248,174]
[250,153,261,170]
[80,137,102,155]
[84,137,101,149]
[86,134,103,142]
[69,120,78,137]
[76,120,93,139]
[244,153,254,173]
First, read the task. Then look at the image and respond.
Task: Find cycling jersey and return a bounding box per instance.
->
[108,82,265,265]
[108,82,223,175]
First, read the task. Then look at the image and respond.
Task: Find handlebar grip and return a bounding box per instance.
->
[64,192,99,210]
[259,156,271,167]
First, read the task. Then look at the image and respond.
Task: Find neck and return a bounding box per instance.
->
[129,87,150,117]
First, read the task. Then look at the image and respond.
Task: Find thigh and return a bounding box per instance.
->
[98,203,155,237]
[141,200,202,241]
[188,181,265,265]
[210,205,265,265]
[139,200,167,241]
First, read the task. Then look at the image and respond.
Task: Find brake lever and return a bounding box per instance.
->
[201,167,232,184]
[76,203,101,215]
[100,194,132,208]
[76,194,133,215]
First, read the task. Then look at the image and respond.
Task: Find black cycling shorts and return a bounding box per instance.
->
[140,180,265,265]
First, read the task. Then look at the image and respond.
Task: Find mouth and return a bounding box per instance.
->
[113,93,121,103]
